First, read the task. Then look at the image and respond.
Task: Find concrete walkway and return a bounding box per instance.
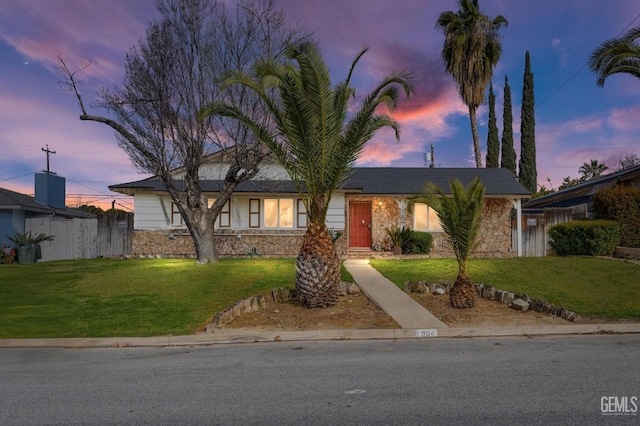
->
[343,259,448,329]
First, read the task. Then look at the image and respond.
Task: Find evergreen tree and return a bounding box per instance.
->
[500,75,516,172]
[519,51,537,193]
[485,81,499,167]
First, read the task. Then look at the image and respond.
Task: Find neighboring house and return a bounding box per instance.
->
[518,164,640,257]
[524,164,640,218]
[0,173,94,248]
[110,158,531,259]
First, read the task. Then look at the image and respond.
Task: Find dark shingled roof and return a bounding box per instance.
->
[0,186,94,218]
[109,167,531,197]
[344,167,530,196]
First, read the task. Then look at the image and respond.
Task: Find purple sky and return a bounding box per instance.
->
[1,0,639,210]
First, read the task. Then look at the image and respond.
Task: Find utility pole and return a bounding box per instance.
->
[424,144,435,168]
[41,144,56,174]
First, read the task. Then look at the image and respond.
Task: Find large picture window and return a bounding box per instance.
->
[264,198,293,228]
[413,203,442,231]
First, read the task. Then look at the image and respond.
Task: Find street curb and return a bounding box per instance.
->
[1,323,639,348]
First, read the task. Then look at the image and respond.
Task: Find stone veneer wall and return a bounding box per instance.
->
[131,197,513,259]
[131,228,348,258]
[352,196,515,258]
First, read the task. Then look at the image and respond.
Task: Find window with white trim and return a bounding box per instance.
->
[413,203,442,231]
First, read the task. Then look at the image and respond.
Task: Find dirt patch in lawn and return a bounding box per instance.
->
[216,284,632,332]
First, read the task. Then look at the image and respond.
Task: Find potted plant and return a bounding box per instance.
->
[6,231,54,264]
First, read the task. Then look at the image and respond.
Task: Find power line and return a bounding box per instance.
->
[0,172,34,183]
[539,12,640,106]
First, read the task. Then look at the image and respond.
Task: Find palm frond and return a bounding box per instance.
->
[410,177,485,276]
[201,41,412,223]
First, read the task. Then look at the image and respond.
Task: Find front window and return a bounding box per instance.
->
[264,198,293,228]
[171,202,183,226]
[297,199,307,228]
[413,203,442,231]
[207,198,231,228]
[249,199,260,228]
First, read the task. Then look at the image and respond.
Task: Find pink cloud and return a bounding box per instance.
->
[607,106,640,132]
[0,0,151,82]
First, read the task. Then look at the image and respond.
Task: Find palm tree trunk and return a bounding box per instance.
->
[468,105,482,168]
[449,274,476,308]
[295,221,341,308]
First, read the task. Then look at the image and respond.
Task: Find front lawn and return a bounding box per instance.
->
[0,258,298,338]
[370,257,640,320]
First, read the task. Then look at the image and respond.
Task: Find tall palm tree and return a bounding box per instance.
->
[589,26,640,87]
[409,178,485,308]
[579,159,609,180]
[436,0,508,168]
[202,42,412,308]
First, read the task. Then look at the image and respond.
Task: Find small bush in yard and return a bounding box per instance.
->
[404,232,432,254]
[385,226,414,253]
[549,220,620,256]
[592,185,640,248]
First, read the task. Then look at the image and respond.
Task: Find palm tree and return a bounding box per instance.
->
[589,26,640,87]
[409,178,485,308]
[436,0,508,168]
[202,42,412,308]
[579,159,609,180]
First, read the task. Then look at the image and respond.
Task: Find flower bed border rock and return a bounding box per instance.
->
[404,281,580,322]
[207,282,360,329]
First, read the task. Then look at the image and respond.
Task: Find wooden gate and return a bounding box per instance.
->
[515,208,574,257]
[349,201,372,249]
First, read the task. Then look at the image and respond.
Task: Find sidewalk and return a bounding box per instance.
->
[342,259,447,329]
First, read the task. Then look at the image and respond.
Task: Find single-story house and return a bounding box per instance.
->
[1,173,94,249]
[110,158,531,259]
[523,164,640,218]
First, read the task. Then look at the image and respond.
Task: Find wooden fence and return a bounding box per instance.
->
[513,208,574,257]
[95,213,134,257]
[26,213,133,261]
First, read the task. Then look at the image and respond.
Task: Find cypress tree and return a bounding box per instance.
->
[500,75,516,172]
[519,51,537,193]
[485,82,499,167]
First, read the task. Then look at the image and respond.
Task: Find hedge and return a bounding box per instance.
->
[592,185,640,248]
[548,220,620,256]
[404,232,432,254]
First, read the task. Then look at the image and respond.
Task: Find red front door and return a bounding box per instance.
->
[349,201,372,249]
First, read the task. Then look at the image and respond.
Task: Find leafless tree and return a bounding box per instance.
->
[59,0,310,263]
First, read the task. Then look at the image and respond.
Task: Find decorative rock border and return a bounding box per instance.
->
[209,295,267,327]
[404,281,580,322]
[208,282,362,330]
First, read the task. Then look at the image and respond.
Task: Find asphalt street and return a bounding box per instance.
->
[1,335,639,425]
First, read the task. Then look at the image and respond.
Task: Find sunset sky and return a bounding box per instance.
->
[1,0,639,211]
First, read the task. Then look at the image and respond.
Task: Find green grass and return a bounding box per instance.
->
[4,257,635,339]
[0,258,300,339]
[0,258,356,339]
[370,257,640,320]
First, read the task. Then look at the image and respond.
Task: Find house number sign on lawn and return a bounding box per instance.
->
[416,329,438,337]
